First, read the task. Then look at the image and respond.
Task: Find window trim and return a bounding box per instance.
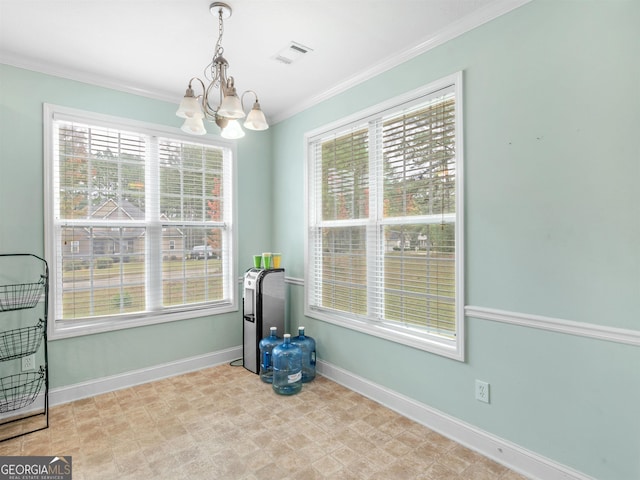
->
[303,72,464,361]
[43,104,238,340]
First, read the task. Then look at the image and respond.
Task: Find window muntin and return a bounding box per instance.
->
[305,75,463,359]
[45,106,236,337]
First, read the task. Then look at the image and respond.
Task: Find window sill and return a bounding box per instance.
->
[48,303,238,340]
[304,306,464,362]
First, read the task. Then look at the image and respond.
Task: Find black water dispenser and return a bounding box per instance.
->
[242,268,285,374]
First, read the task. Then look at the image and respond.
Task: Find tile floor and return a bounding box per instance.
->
[0,364,529,479]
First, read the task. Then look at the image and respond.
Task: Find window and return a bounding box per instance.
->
[305,73,464,360]
[44,105,237,338]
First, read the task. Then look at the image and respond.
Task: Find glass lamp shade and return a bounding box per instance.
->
[181,116,207,135]
[218,93,245,119]
[244,102,269,131]
[220,119,245,139]
[176,91,203,119]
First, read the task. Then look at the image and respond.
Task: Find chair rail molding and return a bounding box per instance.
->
[465,306,640,347]
[288,278,639,346]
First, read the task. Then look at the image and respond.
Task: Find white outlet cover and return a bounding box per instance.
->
[475,380,490,403]
[22,354,36,371]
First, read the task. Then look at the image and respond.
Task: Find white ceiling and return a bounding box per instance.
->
[0,0,527,124]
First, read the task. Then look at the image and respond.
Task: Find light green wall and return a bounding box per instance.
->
[0,64,273,386]
[273,1,639,479]
[1,1,638,479]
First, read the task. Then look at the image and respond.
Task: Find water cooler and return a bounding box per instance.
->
[242,268,285,374]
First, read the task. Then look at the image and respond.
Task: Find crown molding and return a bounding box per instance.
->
[2,1,531,125]
[0,52,178,104]
[270,0,532,124]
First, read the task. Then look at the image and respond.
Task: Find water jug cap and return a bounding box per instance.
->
[283,333,291,339]
[270,326,277,332]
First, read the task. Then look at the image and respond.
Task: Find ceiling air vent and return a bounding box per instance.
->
[274,41,313,65]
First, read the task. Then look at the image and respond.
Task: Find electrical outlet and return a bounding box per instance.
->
[22,354,36,371]
[475,380,490,403]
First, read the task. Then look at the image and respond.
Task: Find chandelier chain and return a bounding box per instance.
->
[203,6,226,85]
[215,7,225,58]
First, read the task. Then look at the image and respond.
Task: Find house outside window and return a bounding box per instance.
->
[305,73,464,360]
[44,105,237,338]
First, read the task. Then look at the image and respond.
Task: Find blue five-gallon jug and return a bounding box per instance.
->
[292,326,316,383]
[259,327,281,384]
[272,334,303,395]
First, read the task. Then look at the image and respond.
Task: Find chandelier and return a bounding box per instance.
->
[176,2,268,139]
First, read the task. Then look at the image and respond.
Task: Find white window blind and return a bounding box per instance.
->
[306,74,463,358]
[45,105,236,337]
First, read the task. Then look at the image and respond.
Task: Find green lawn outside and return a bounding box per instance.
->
[321,251,456,336]
[62,258,223,319]
[62,252,455,334]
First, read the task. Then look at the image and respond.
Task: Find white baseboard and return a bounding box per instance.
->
[49,346,243,406]
[317,360,593,480]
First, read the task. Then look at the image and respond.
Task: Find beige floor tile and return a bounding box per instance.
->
[0,364,530,479]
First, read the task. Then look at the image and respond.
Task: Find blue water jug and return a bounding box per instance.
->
[259,327,281,384]
[292,326,316,383]
[272,334,303,395]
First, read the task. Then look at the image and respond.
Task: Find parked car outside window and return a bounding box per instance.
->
[190,245,216,259]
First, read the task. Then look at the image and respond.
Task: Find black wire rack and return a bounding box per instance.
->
[0,278,46,312]
[0,319,45,362]
[0,367,46,414]
[0,254,49,441]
